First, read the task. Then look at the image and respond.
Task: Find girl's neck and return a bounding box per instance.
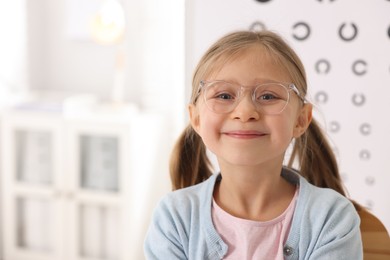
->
[213,164,296,221]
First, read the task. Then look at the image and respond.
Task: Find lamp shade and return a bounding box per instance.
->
[89,0,125,45]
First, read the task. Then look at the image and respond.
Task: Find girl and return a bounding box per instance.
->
[144,30,362,259]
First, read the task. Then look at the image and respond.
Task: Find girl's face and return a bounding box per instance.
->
[189,46,312,169]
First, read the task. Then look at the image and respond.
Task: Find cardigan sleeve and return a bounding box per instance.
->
[306,200,363,260]
[144,197,188,260]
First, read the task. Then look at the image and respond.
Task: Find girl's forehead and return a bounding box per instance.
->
[207,46,291,82]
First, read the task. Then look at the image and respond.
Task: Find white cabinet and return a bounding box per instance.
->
[1,106,161,260]
[64,115,136,260]
[2,111,65,260]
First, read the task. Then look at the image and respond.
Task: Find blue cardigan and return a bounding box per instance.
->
[144,168,363,259]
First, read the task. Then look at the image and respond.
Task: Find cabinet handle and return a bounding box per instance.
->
[53,190,75,199]
[66,191,75,200]
[53,190,62,198]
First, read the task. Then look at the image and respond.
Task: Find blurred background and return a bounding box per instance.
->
[0,0,389,259]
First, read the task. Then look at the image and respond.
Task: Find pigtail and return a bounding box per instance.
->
[169,124,213,191]
[288,119,362,210]
[288,119,346,195]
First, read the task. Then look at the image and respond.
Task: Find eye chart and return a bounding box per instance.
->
[185,0,390,230]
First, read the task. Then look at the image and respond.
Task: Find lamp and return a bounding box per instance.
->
[90,0,126,104]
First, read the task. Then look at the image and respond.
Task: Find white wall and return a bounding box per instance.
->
[23,0,186,118]
[0,0,29,101]
[185,0,390,231]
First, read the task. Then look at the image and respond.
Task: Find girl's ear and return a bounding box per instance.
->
[189,104,200,134]
[293,103,313,138]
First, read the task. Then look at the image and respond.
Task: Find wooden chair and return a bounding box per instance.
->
[357,208,390,260]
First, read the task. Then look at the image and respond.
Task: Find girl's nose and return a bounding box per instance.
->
[231,94,260,122]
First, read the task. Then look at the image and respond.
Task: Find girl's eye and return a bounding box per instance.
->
[216,93,234,100]
[259,93,277,100]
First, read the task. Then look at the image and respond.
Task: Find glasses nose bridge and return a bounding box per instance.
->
[233,85,258,111]
[236,85,257,105]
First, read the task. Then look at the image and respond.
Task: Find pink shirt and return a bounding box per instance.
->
[212,188,298,260]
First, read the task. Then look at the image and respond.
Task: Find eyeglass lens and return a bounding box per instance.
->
[203,82,290,115]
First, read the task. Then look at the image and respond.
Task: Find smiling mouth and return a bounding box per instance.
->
[223,131,267,139]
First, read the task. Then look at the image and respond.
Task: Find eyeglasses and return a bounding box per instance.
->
[198,80,306,115]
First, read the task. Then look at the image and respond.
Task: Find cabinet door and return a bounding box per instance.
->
[1,112,65,260]
[65,120,134,260]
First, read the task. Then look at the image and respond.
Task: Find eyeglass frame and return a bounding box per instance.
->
[195,80,307,115]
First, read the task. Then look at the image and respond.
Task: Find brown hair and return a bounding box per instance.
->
[170,30,359,208]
